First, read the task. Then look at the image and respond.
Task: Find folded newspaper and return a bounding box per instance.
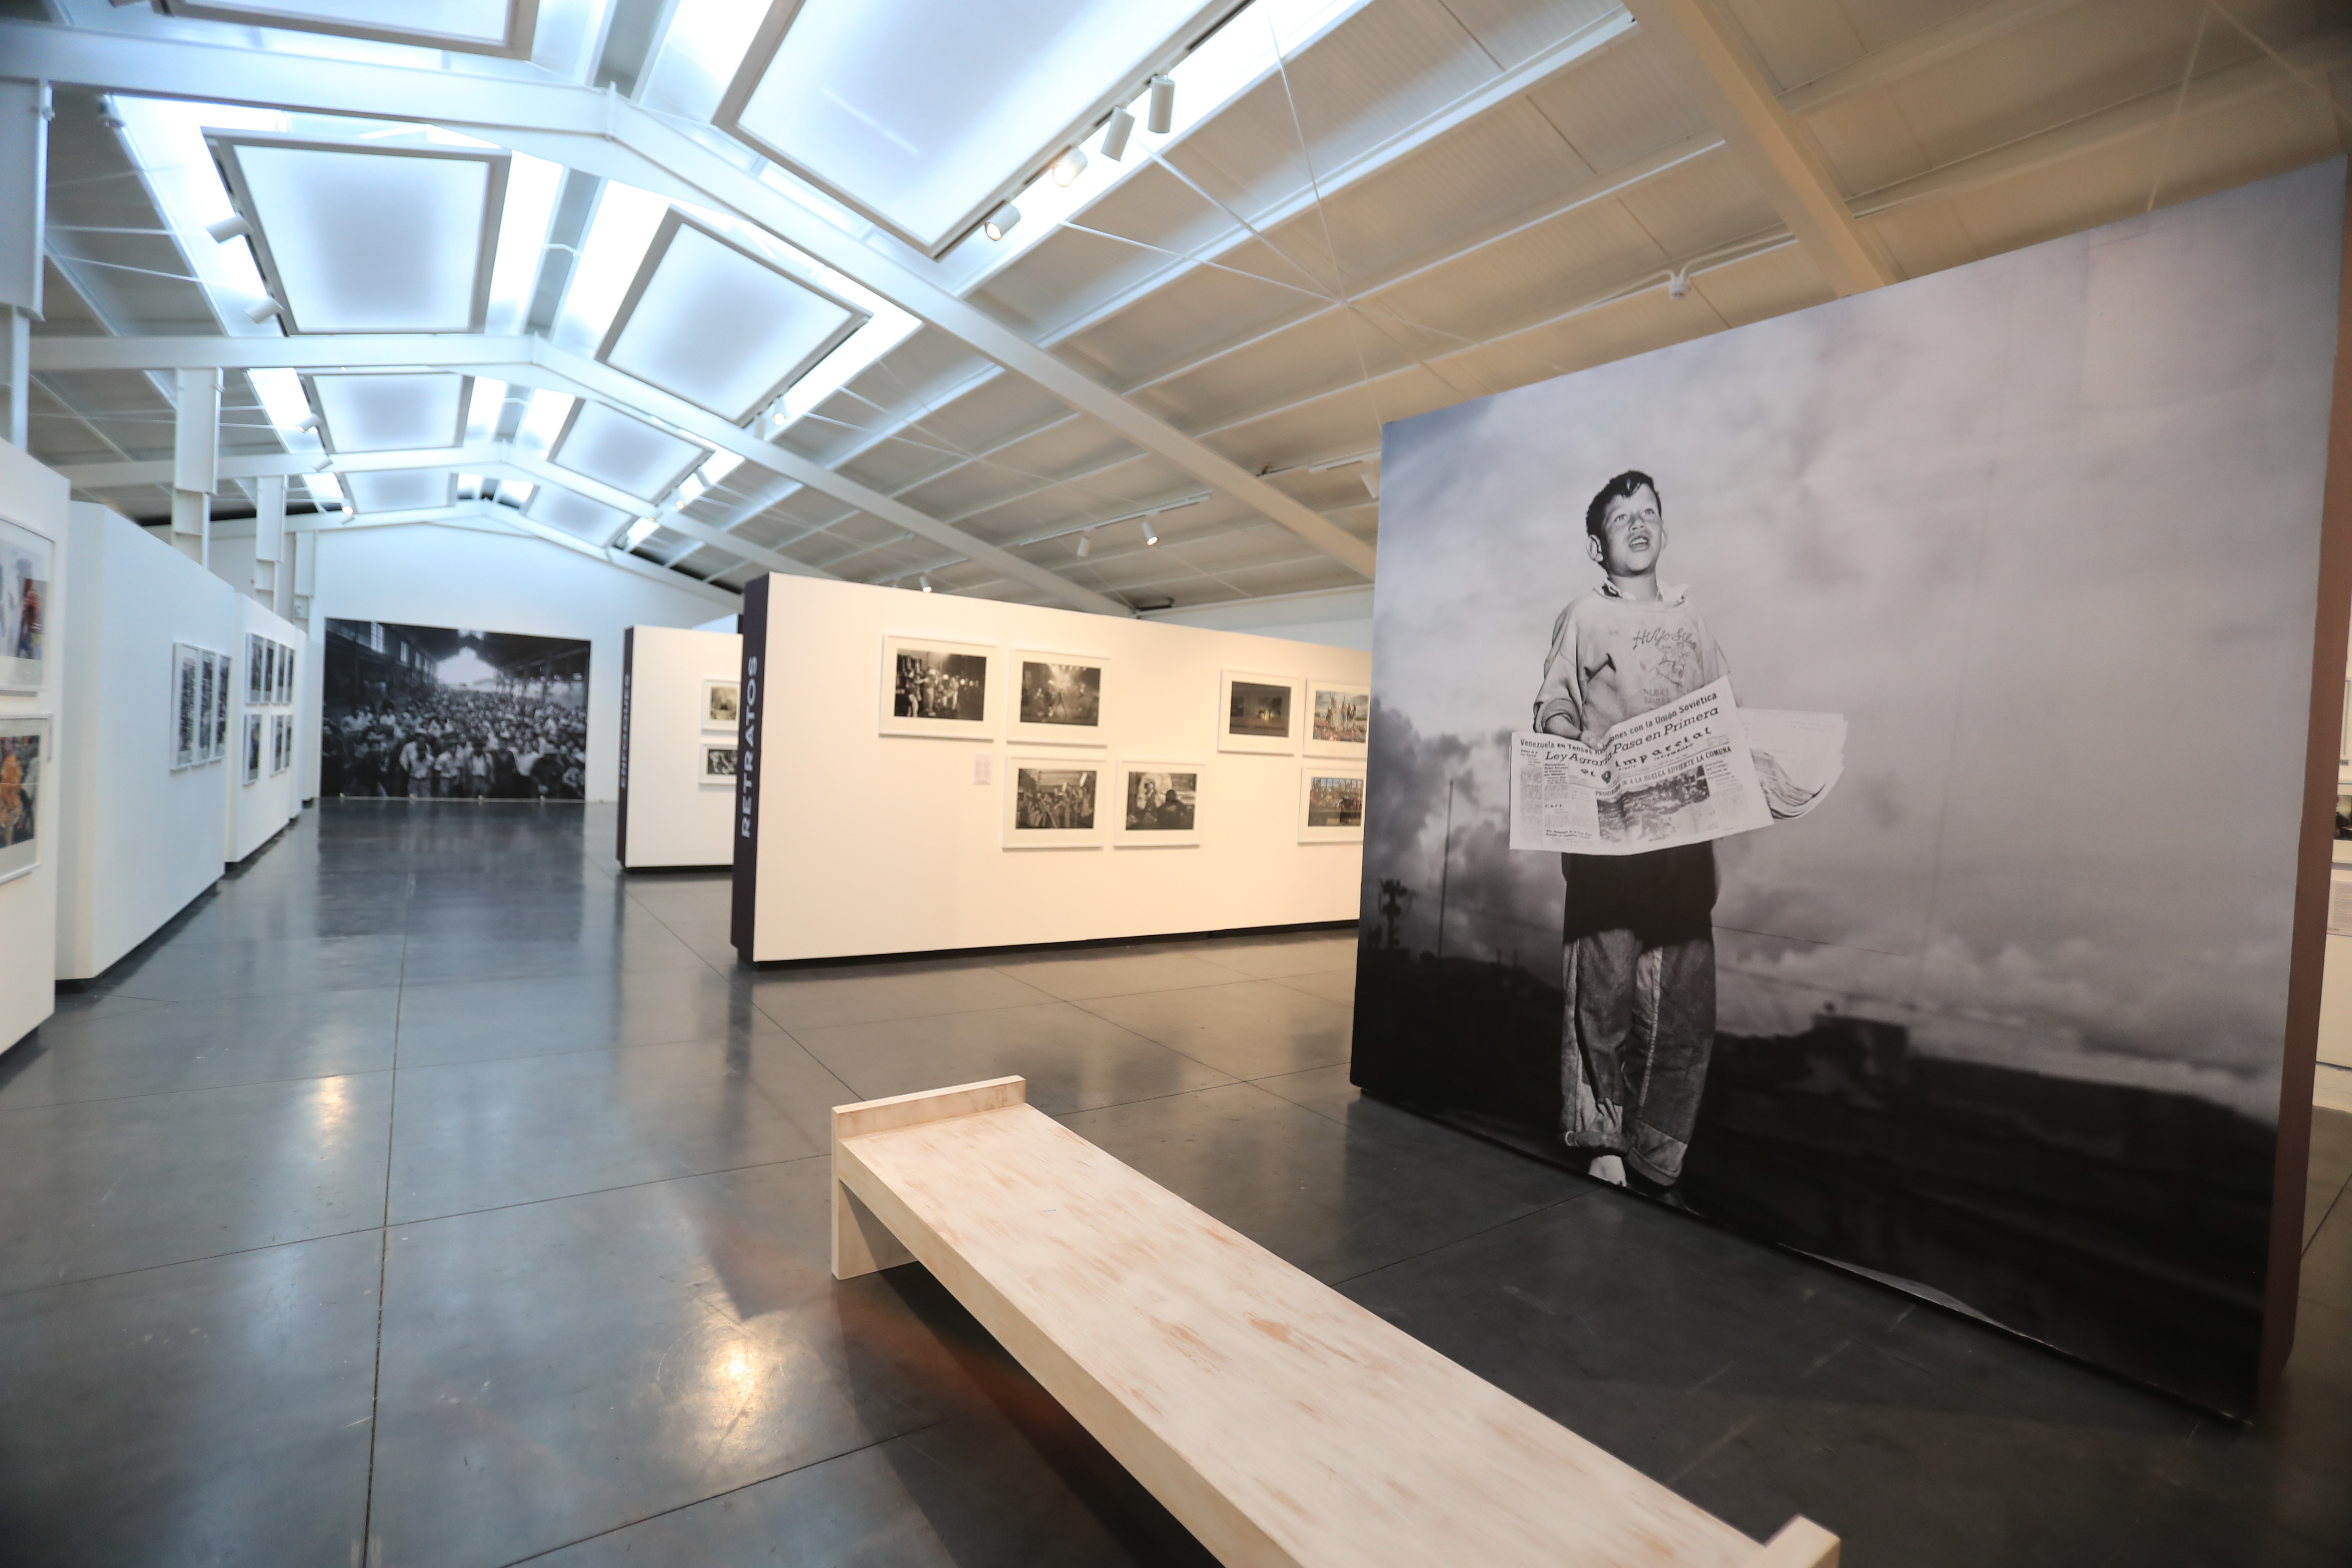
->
[1509,677,1847,855]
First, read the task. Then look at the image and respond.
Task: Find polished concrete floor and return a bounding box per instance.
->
[1,802,2349,1566]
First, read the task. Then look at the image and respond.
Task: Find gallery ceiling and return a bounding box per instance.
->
[9,0,2349,614]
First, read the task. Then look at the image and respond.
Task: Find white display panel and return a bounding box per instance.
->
[0,444,62,1054]
[616,625,742,868]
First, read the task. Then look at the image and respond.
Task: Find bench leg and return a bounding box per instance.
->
[1748,1516,1838,1568]
[833,1175,916,1280]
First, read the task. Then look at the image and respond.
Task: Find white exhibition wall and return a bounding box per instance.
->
[0,444,68,1054]
[735,574,1372,963]
[55,503,239,982]
[1150,585,1375,651]
[618,625,741,868]
[226,594,307,863]
[306,523,738,803]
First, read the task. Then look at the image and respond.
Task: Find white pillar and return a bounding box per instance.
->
[253,473,285,603]
[172,366,221,566]
[0,80,47,453]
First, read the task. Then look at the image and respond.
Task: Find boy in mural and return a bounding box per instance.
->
[1533,470,1727,1197]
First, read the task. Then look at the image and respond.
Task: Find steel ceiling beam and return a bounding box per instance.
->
[1778,0,2087,116]
[1620,0,1897,296]
[0,18,1372,581]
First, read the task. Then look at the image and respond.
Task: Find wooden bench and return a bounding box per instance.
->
[832,1076,1840,1568]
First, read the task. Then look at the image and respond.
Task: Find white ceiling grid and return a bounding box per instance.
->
[10,0,2349,613]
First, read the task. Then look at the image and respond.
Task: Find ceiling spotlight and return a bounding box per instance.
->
[1363,470,1381,499]
[1051,147,1088,187]
[294,413,319,432]
[919,573,933,593]
[205,214,252,243]
[1666,268,1690,301]
[312,457,334,472]
[245,297,283,323]
[1147,75,1175,135]
[1140,519,1158,546]
[1075,530,1092,558]
[983,202,1021,241]
[769,409,787,428]
[1100,105,1136,162]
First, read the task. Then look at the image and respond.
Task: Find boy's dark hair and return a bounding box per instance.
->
[1585,470,1660,538]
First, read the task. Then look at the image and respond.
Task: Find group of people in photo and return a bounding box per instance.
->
[320,689,587,801]
[1015,768,1096,831]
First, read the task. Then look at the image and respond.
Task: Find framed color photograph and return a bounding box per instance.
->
[0,515,53,693]
[702,678,740,730]
[1009,649,1109,747]
[244,713,263,784]
[1218,670,1300,755]
[1113,760,1201,848]
[1004,756,1102,848]
[880,634,994,738]
[1298,766,1366,843]
[1304,679,1371,759]
[700,743,738,784]
[172,643,200,769]
[0,718,46,885]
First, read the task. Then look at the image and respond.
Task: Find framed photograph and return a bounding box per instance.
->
[1004,756,1103,848]
[245,634,263,702]
[200,649,223,763]
[214,655,232,759]
[172,643,200,769]
[270,713,289,775]
[0,718,46,886]
[1009,649,1109,746]
[243,712,262,784]
[880,634,994,738]
[279,643,296,706]
[1304,679,1371,759]
[0,515,53,692]
[700,742,738,784]
[1219,670,1301,755]
[1113,760,1202,848]
[1298,766,1366,843]
[702,678,740,730]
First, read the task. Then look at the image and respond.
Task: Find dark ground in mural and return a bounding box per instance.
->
[1350,938,2273,1416]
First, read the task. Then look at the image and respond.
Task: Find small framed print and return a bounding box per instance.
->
[1303,679,1370,759]
[243,713,262,784]
[702,678,740,730]
[262,641,277,706]
[198,649,220,763]
[0,717,47,886]
[278,644,296,706]
[1005,756,1103,848]
[881,634,995,738]
[1298,766,1366,843]
[1219,670,1300,755]
[172,643,200,769]
[1113,760,1201,848]
[246,634,264,702]
[700,742,738,784]
[0,514,54,693]
[270,713,290,775]
[213,655,232,760]
[1009,649,1109,747]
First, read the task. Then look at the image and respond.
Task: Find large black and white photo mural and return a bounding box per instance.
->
[1351,161,2346,1417]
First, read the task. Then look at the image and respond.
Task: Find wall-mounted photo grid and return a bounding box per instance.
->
[1352,163,2343,1418]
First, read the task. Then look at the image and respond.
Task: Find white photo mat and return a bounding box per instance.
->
[243,712,262,784]
[1112,759,1203,848]
[0,716,47,885]
[1303,678,1371,759]
[0,514,53,694]
[1004,754,1104,848]
[880,634,997,739]
[702,677,741,730]
[1218,669,1301,755]
[1298,765,1367,844]
[172,642,200,769]
[700,742,738,783]
[1008,648,1111,747]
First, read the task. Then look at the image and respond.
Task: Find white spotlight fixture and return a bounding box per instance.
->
[1051,147,1088,187]
[983,202,1021,241]
[1075,530,1091,558]
[294,413,320,432]
[1101,105,1136,162]
[1140,518,1158,546]
[312,456,334,472]
[1666,268,1690,301]
[205,214,252,243]
[920,573,933,593]
[245,297,283,323]
[1146,76,1175,135]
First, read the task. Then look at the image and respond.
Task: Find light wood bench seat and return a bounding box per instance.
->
[832,1076,1839,1568]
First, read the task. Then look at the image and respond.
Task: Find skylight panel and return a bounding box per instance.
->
[307,372,471,453]
[105,98,285,337]
[151,0,539,58]
[516,389,578,457]
[527,485,633,544]
[344,470,456,513]
[715,0,1227,255]
[548,402,709,503]
[211,136,508,334]
[596,211,868,423]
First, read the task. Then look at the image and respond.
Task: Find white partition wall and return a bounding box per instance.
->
[225,594,306,863]
[731,574,1372,964]
[55,503,237,982]
[0,444,69,1054]
[617,625,742,870]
